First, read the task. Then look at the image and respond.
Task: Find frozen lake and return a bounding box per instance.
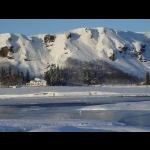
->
[0,96,150,128]
[1,86,150,132]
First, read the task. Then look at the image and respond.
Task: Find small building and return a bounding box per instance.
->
[26,78,47,86]
[140,82,145,85]
[9,85,16,88]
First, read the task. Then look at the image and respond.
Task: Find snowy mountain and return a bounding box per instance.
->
[1,27,150,78]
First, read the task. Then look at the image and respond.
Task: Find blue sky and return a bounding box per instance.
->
[0,19,150,36]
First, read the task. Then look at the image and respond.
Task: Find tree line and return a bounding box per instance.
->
[0,65,31,87]
[0,58,146,87]
[145,72,150,85]
[44,58,142,86]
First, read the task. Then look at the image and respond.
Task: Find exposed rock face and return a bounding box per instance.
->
[44,34,55,43]
[9,46,15,53]
[109,54,115,61]
[0,46,10,57]
[85,28,93,38]
[137,51,141,55]
[118,46,128,51]
[24,58,31,61]
[7,56,14,59]
[140,44,146,52]
[117,44,146,62]
[137,44,146,62]
[138,54,146,62]
[66,32,71,39]
[85,28,89,32]
[0,46,15,59]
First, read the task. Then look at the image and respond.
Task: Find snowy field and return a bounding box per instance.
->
[1,85,150,99]
[1,85,150,132]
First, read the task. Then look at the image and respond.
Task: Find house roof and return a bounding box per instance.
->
[34,78,41,81]
[32,78,47,83]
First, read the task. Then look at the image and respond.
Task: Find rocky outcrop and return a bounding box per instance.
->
[138,54,146,62]
[136,44,146,62]
[140,44,146,52]
[66,32,71,39]
[85,28,93,38]
[109,54,115,61]
[118,44,146,62]
[85,28,89,32]
[24,58,31,61]
[9,46,15,53]
[118,46,128,52]
[44,34,55,43]
[44,34,56,48]
[0,46,15,59]
[0,46,10,57]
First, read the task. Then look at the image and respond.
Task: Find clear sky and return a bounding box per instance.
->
[0,19,150,36]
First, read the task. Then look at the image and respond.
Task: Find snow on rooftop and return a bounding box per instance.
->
[34,78,41,81]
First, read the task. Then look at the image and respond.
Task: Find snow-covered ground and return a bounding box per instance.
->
[0,85,150,99]
[78,101,150,111]
[0,119,150,132]
[1,85,150,132]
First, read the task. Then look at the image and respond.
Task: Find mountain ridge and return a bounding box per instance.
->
[0,27,150,78]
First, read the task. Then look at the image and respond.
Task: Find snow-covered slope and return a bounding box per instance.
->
[1,27,150,78]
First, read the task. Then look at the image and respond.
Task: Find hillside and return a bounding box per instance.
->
[0,27,150,78]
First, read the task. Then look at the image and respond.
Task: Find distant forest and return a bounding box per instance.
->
[0,65,30,87]
[44,58,143,86]
[0,58,145,87]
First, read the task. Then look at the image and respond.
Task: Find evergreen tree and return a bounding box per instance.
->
[92,71,100,85]
[56,66,61,85]
[0,67,4,82]
[44,71,50,85]
[25,69,30,83]
[1,67,6,78]
[52,65,57,85]
[45,64,61,86]
[60,68,67,86]
[87,70,91,85]
[17,69,20,76]
[21,72,25,84]
[145,72,150,85]
[49,67,53,86]
[83,70,91,85]
[83,70,86,84]
[8,66,12,77]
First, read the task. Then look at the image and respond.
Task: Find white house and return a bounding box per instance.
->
[26,78,47,86]
[140,82,145,85]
